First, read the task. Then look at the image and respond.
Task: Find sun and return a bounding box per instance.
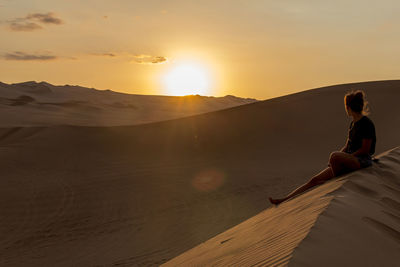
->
[163,62,211,96]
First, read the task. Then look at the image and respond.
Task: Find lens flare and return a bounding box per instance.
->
[192,169,225,192]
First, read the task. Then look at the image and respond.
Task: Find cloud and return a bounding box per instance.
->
[9,21,42,31]
[86,52,168,64]
[7,12,63,32]
[91,52,116,57]
[131,54,167,64]
[3,51,57,61]
[26,12,63,25]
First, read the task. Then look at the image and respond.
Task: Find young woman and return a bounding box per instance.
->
[269,90,376,205]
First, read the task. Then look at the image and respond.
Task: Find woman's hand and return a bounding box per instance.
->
[340,139,349,152]
[352,138,372,156]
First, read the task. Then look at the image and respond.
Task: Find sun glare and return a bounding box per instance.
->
[163,63,211,96]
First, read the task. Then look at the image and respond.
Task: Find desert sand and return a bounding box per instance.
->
[163,147,400,266]
[0,80,399,266]
[0,81,257,127]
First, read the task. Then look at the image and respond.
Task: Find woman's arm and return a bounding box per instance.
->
[340,139,349,152]
[352,139,372,157]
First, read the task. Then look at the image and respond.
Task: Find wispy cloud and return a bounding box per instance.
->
[3,51,57,61]
[9,21,42,31]
[131,54,167,64]
[91,52,116,57]
[26,12,63,25]
[7,12,63,32]
[89,52,168,64]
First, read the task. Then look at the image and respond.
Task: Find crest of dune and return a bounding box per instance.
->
[163,147,400,266]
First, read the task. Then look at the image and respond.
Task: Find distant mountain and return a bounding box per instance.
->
[0,81,258,126]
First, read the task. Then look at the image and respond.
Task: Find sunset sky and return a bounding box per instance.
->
[1,0,399,99]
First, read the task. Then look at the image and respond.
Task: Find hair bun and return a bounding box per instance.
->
[355,91,364,99]
[344,89,369,115]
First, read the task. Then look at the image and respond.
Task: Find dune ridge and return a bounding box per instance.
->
[163,146,400,266]
[0,81,257,127]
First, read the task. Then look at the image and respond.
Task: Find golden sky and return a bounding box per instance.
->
[1,0,399,99]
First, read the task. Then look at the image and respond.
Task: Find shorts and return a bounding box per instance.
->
[356,155,373,168]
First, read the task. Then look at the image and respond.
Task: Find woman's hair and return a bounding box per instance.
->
[344,90,370,115]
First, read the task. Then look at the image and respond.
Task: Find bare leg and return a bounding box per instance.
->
[329,151,361,176]
[269,167,334,205]
[269,151,361,205]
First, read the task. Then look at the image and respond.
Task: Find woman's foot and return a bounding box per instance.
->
[269,197,284,205]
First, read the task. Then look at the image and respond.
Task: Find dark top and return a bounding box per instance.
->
[345,116,376,156]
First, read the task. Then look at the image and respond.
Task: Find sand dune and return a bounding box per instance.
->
[0,80,399,266]
[163,147,400,266]
[0,81,257,127]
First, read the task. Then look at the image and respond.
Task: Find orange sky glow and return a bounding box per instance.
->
[1,0,399,99]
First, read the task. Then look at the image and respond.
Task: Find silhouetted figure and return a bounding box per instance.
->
[269,90,376,205]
